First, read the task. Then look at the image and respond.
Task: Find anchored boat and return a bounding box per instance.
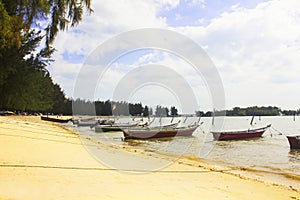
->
[287,135,300,149]
[211,124,271,140]
[41,115,72,123]
[122,124,199,140]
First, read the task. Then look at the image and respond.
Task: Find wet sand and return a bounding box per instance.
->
[0,116,299,199]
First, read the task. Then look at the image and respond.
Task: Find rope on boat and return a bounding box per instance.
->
[198,126,206,134]
[271,127,285,135]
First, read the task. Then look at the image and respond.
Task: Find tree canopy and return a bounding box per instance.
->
[0,0,92,112]
[0,0,92,49]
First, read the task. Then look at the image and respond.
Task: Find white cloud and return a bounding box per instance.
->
[49,0,300,111]
[187,0,206,8]
[154,0,180,10]
[175,0,300,109]
[49,0,170,97]
[90,50,211,113]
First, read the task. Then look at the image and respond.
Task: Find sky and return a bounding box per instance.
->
[48,0,300,113]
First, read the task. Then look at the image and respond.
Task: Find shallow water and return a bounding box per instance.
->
[70,116,300,176]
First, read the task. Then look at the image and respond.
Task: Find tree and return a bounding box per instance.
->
[0,30,54,111]
[195,110,204,117]
[143,106,149,117]
[0,0,92,49]
[170,106,178,116]
[51,84,67,114]
[0,1,92,112]
[154,105,168,117]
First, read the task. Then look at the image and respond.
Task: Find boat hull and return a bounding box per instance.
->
[123,126,198,140]
[41,116,72,123]
[95,123,138,132]
[211,124,271,141]
[287,136,300,149]
[95,126,122,132]
[77,121,99,127]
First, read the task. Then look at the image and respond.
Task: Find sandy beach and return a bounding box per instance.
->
[0,116,299,199]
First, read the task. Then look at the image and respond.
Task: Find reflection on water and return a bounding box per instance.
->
[72,116,300,176]
[289,150,300,164]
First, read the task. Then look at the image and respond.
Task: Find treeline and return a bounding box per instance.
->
[71,100,147,116]
[47,99,179,117]
[196,106,300,117]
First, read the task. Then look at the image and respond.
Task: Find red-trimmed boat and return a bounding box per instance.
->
[122,124,198,140]
[211,124,271,141]
[287,135,300,149]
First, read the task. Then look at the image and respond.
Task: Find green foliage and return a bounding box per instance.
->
[170,106,178,116]
[155,105,169,117]
[0,1,26,48]
[0,30,55,111]
[196,106,284,117]
[0,0,92,113]
[51,84,67,114]
[69,99,152,116]
[0,0,92,49]
[281,110,298,116]
[143,106,149,117]
[226,106,280,116]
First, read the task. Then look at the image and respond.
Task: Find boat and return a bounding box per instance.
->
[94,122,139,132]
[41,115,72,123]
[122,124,199,140]
[287,135,300,149]
[211,124,271,141]
[76,120,99,127]
[94,120,180,133]
[0,111,15,116]
[74,118,115,127]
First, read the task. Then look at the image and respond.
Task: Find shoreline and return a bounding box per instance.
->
[74,124,300,190]
[0,116,299,199]
[67,119,300,190]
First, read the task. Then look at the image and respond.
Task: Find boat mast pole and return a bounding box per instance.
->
[212,109,215,126]
[183,116,188,123]
[159,114,162,128]
[197,115,201,124]
[250,115,255,126]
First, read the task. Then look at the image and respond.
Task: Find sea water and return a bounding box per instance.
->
[70,116,300,176]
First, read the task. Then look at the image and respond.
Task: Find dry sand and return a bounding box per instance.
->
[0,116,299,200]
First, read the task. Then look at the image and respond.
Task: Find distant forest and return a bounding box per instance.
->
[196,106,300,117]
[70,99,178,117]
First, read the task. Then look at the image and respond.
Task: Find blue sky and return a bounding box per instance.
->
[159,0,269,26]
[49,0,300,112]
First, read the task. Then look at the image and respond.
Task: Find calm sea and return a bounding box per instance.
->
[69,116,300,176]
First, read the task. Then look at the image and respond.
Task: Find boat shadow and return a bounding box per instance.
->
[124,135,196,146]
[215,136,264,143]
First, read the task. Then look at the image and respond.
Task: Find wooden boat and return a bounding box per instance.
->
[122,124,199,140]
[77,121,99,127]
[211,124,271,141]
[94,122,139,132]
[41,115,72,123]
[0,111,15,116]
[74,118,115,127]
[94,120,180,133]
[287,135,300,149]
[152,122,179,129]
